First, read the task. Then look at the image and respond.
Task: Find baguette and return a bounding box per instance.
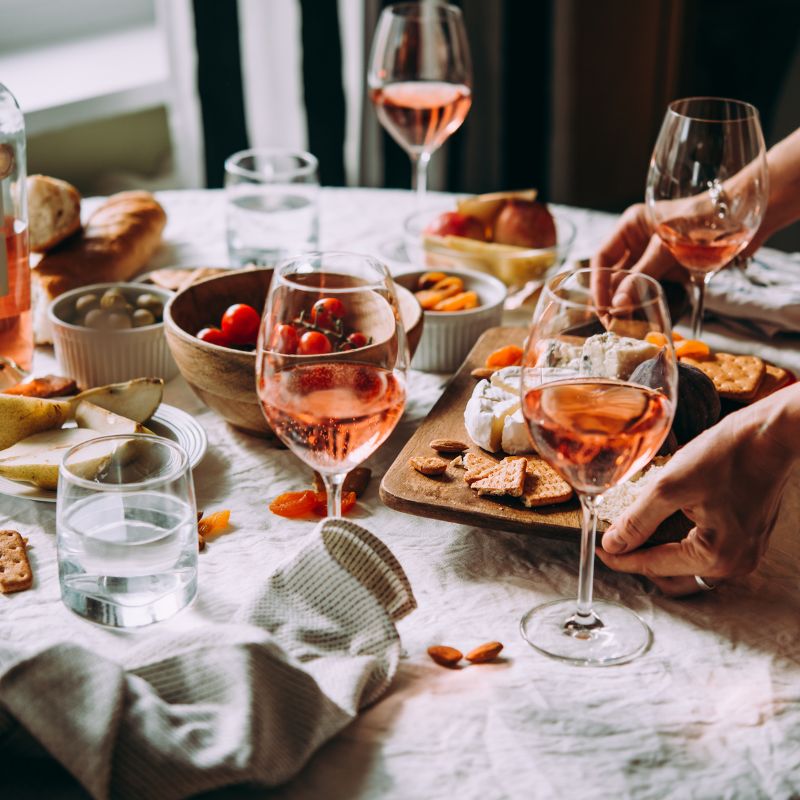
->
[33,191,167,301]
[26,175,82,252]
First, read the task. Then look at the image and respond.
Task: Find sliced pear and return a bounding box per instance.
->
[72,378,164,423]
[0,428,102,489]
[0,395,73,451]
[456,189,538,226]
[74,400,152,435]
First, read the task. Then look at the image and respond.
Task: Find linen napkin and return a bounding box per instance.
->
[705,251,800,336]
[0,518,416,800]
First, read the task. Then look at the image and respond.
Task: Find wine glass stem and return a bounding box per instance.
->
[688,271,711,339]
[323,472,346,518]
[410,151,431,204]
[575,493,600,622]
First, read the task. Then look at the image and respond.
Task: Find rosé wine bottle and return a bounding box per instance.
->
[0,82,32,384]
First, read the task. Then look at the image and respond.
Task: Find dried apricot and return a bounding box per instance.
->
[671,331,684,342]
[675,339,711,359]
[433,291,479,312]
[198,510,231,538]
[312,490,357,517]
[645,331,669,347]
[415,289,447,310]
[430,276,464,299]
[486,345,523,369]
[269,490,317,518]
[418,271,448,290]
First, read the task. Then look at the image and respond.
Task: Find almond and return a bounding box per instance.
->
[410,456,448,476]
[465,641,504,664]
[427,645,463,668]
[471,367,496,380]
[429,438,469,454]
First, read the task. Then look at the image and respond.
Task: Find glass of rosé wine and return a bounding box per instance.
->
[519,268,678,666]
[367,2,472,202]
[256,252,409,518]
[646,97,768,339]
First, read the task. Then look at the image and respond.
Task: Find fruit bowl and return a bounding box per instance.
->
[163,268,423,436]
[404,201,576,288]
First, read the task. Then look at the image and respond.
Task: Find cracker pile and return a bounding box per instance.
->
[682,352,790,402]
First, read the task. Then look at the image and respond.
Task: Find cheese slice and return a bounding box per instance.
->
[464,380,520,452]
[501,408,534,454]
[490,366,523,396]
[580,333,658,380]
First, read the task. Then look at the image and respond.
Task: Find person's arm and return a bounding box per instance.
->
[596,382,800,596]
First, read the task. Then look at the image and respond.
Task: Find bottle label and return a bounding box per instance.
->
[0,227,7,297]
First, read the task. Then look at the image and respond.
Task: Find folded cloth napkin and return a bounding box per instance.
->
[705,250,800,336]
[0,519,416,800]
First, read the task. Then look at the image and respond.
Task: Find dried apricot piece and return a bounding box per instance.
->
[269,490,317,518]
[430,276,464,299]
[312,490,357,517]
[433,291,479,312]
[198,510,231,538]
[415,289,447,310]
[645,331,669,347]
[675,339,711,359]
[418,271,448,290]
[671,331,684,342]
[486,344,523,369]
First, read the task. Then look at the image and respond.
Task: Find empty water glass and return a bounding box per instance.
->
[225,148,320,267]
[57,434,198,628]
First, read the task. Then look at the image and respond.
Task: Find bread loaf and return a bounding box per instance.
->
[26,175,82,252]
[33,191,166,301]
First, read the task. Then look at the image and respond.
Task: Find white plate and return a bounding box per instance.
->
[0,404,208,504]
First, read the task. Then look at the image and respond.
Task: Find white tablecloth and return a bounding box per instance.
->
[2,189,800,799]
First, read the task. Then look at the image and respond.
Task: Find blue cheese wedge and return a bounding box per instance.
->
[464,379,520,452]
[580,333,659,380]
[540,339,582,369]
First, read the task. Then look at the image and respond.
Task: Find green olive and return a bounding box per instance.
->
[106,311,133,329]
[84,309,107,328]
[75,293,99,316]
[136,293,164,319]
[132,308,156,327]
[100,288,128,311]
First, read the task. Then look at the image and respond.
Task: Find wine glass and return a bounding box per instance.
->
[367,2,472,201]
[519,268,678,666]
[646,97,768,338]
[256,252,409,517]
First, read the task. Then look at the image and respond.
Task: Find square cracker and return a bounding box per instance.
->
[0,530,33,594]
[682,352,765,400]
[521,458,574,507]
[472,457,527,497]
[463,452,500,485]
[750,363,791,403]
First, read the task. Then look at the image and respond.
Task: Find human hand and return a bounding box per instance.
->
[596,392,798,596]
[590,203,685,309]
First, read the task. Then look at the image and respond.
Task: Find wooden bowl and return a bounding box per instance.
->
[163,268,423,436]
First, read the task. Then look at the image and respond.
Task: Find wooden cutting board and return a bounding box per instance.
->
[380,326,690,544]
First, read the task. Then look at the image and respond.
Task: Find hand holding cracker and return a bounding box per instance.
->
[597,383,800,596]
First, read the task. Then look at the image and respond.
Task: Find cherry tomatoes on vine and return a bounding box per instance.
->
[311,297,346,329]
[298,330,333,355]
[272,324,299,354]
[345,331,368,349]
[221,303,261,345]
[196,327,232,347]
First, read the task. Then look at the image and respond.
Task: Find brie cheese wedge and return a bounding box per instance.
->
[501,407,533,454]
[464,379,520,452]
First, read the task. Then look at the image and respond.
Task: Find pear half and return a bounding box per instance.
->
[72,378,164,423]
[74,400,153,435]
[0,395,73,451]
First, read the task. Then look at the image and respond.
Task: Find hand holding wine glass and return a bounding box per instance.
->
[367,2,472,200]
[256,252,409,518]
[520,268,678,666]
[645,97,768,338]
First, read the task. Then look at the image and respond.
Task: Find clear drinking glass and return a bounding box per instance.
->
[367,2,472,201]
[57,435,198,628]
[225,148,320,267]
[519,268,678,665]
[256,252,408,517]
[646,97,768,338]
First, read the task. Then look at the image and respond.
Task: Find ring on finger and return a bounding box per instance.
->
[694,575,717,592]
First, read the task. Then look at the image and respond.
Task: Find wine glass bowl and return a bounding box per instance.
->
[519,268,678,665]
[368,2,472,198]
[646,97,768,337]
[256,253,409,515]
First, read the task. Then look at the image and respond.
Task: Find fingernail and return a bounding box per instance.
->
[602,533,627,554]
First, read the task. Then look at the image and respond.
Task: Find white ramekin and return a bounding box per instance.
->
[394,268,507,373]
[48,282,178,387]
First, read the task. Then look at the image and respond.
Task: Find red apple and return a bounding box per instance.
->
[425,211,487,241]
[492,200,557,248]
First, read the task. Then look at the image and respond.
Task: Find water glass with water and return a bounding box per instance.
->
[225,148,319,267]
[57,434,198,628]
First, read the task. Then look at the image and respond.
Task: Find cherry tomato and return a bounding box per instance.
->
[350,331,368,347]
[311,298,346,329]
[298,330,333,355]
[196,327,232,347]
[272,323,299,354]
[221,303,261,345]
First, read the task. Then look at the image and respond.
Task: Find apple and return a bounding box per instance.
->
[425,211,487,241]
[492,200,557,249]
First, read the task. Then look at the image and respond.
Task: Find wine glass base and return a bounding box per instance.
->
[520,599,652,666]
